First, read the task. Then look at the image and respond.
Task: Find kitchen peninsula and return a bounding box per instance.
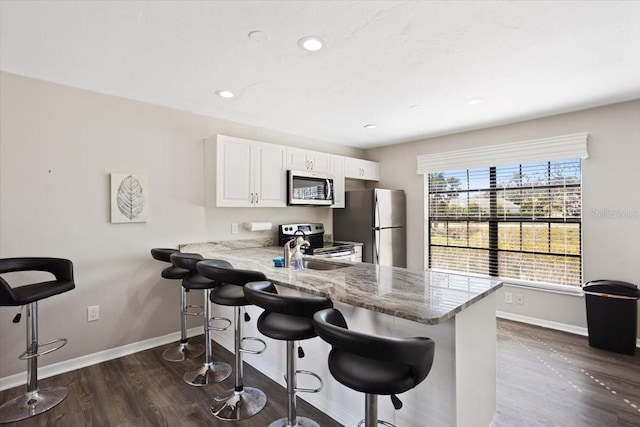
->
[181,240,503,427]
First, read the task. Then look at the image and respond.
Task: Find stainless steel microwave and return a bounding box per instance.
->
[287,170,334,206]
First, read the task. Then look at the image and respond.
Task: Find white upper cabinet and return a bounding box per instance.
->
[253,143,287,207]
[286,147,331,174]
[212,135,286,207]
[330,155,345,208]
[205,134,379,208]
[345,157,380,181]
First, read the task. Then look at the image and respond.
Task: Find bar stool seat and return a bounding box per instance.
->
[0,258,75,423]
[170,253,232,386]
[313,308,435,427]
[245,281,333,427]
[197,262,269,421]
[258,311,317,339]
[151,248,203,362]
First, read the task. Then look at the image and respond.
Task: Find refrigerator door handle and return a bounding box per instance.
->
[374,192,380,229]
[374,192,382,265]
[374,229,380,265]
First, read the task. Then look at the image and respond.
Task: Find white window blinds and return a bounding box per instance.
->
[420,133,588,289]
[417,132,588,175]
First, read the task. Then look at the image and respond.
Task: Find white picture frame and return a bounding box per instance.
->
[110,173,148,223]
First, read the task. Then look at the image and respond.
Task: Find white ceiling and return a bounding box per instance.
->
[1,1,639,149]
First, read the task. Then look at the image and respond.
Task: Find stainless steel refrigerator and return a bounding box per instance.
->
[333,189,406,267]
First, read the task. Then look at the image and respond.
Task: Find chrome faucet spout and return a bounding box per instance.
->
[284,238,296,268]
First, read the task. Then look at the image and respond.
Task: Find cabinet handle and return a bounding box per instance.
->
[255,193,259,204]
[310,161,314,170]
[250,193,254,204]
[305,160,309,170]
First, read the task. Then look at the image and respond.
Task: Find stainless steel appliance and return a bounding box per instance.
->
[287,170,334,206]
[278,223,357,261]
[333,189,406,267]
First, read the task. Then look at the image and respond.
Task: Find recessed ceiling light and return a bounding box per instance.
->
[248,30,269,43]
[364,124,377,129]
[215,90,235,99]
[297,36,324,52]
[467,98,484,105]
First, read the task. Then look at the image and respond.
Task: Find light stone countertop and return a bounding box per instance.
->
[180,241,502,325]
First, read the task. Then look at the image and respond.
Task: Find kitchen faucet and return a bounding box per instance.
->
[284,230,309,268]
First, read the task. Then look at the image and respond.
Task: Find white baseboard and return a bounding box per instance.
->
[0,327,202,391]
[496,311,640,348]
[496,311,589,336]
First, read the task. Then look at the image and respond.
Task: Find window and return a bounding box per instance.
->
[416,132,588,290]
[428,159,582,287]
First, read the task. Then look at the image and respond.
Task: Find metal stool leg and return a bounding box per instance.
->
[267,340,321,427]
[183,289,231,386]
[211,306,267,420]
[162,287,204,362]
[357,394,395,427]
[0,302,68,423]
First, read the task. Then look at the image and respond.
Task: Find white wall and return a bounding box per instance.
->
[367,100,640,337]
[0,72,362,378]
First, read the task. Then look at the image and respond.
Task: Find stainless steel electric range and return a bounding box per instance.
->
[278,223,357,261]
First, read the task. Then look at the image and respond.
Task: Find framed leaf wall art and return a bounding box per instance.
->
[110,173,148,223]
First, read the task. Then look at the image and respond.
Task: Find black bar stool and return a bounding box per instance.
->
[170,253,232,386]
[151,248,204,362]
[312,308,435,427]
[197,261,268,421]
[245,281,333,427]
[0,258,76,423]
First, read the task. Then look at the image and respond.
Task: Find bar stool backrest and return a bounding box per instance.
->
[244,281,333,318]
[197,263,266,286]
[0,258,75,306]
[313,308,435,390]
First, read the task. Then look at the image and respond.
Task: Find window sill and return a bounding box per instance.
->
[429,268,583,296]
[501,280,583,297]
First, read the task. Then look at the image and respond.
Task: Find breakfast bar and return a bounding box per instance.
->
[181,240,503,427]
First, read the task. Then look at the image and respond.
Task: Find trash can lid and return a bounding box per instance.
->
[582,280,640,298]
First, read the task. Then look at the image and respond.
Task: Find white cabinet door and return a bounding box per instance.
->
[330,155,345,208]
[285,147,309,171]
[253,143,287,207]
[345,157,380,181]
[286,147,331,174]
[217,136,253,207]
[309,150,331,173]
[215,135,286,207]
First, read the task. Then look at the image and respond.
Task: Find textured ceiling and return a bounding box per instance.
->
[1,1,639,148]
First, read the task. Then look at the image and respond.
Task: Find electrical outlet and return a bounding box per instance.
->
[515,294,524,305]
[504,292,513,304]
[87,305,99,322]
[231,223,239,234]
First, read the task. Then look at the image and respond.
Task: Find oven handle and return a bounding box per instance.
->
[310,250,355,259]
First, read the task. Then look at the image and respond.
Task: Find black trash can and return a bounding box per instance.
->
[582,280,640,355]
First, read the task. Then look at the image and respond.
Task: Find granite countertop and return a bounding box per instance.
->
[180,241,502,325]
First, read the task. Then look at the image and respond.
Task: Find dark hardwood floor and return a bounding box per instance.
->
[0,337,342,427]
[495,319,640,427]
[1,319,639,426]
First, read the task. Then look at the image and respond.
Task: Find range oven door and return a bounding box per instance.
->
[287,170,334,206]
